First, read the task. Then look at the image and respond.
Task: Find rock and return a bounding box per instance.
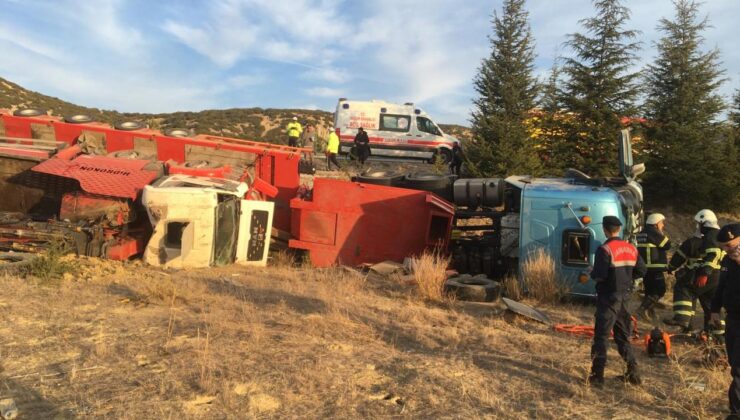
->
[0,398,18,420]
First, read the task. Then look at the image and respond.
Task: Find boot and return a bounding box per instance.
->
[617,364,642,385]
[587,371,604,388]
[636,296,655,322]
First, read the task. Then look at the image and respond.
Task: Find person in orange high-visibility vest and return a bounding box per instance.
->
[588,215,647,388]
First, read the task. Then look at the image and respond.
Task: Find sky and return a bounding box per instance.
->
[0,0,738,126]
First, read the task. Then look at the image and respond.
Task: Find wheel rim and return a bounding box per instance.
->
[166,128,190,138]
[14,108,43,117]
[116,121,144,130]
[65,114,94,124]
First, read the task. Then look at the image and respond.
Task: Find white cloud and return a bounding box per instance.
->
[305,87,343,97]
[0,26,61,60]
[301,67,350,84]
[56,0,143,54]
[227,73,268,88]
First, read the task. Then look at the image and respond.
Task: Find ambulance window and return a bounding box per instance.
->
[562,230,590,266]
[417,117,441,136]
[379,114,410,132]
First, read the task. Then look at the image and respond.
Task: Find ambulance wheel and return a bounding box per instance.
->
[13,108,44,117]
[444,275,501,302]
[355,170,405,186]
[430,148,453,164]
[64,114,95,124]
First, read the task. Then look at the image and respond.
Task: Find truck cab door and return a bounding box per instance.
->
[618,129,645,182]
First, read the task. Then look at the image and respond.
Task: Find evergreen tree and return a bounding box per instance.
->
[560,0,640,177]
[642,0,733,210]
[468,0,541,177]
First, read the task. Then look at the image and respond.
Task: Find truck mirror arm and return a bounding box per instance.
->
[564,202,587,230]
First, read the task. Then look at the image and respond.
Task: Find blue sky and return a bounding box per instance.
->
[0,0,738,125]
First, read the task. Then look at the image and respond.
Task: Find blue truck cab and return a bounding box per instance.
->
[450,130,644,295]
[510,130,645,295]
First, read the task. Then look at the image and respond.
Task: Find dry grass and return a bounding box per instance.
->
[0,255,733,419]
[520,248,565,303]
[410,252,450,302]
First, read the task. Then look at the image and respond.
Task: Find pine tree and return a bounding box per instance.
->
[560,0,640,177]
[468,0,541,177]
[642,0,732,210]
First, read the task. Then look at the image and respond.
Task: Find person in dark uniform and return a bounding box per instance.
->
[664,229,704,329]
[636,213,671,321]
[449,142,464,175]
[691,209,724,333]
[710,223,740,420]
[353,127,370,165]
[588,216,647,387]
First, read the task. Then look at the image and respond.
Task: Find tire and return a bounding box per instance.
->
[403,172,454,200]
[13,108,44,117]
[355,170,405,186]
[182,160,221,169]
[164,128,191,138]
[114,121,145,131]
[444,275,501,302]
[64,114,95,124]
[430,148,453,164]
[107,149,154,160]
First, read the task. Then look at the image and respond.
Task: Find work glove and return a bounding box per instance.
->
[695,275,708,288]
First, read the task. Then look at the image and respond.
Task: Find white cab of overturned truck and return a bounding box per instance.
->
[334,99,460,163]
[141,175,274,268]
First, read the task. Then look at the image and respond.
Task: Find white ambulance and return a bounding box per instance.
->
[334,99,460,163]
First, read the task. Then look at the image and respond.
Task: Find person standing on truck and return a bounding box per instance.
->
[709,223,740,420]
[354,127,370,165]
[664,229,704,330]
[588,216,646,388]
[326,127,341,171]
[286,117,303,147]
[449,143,464,176]
[635,213,671,321]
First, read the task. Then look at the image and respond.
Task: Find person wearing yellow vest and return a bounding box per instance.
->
[635,213,672,321]
[286,117,303,147]
[326,127,341,171]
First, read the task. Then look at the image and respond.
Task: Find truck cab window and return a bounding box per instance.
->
[562,230,590,266]
[417,117,441,136]
[379,114,410,132]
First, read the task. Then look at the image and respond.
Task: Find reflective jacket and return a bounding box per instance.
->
[696,227,725,288]
[327,132,339,154]
[636,225,671,271]
[286,121,303,138]
[669,236,703,272]
[591,237,647,295]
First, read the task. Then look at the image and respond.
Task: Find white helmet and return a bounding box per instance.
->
[694,209,719,229]
[646,213,665,225]
[292,117,298,121]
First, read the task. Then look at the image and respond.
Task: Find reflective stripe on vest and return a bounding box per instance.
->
[603,239,639,268]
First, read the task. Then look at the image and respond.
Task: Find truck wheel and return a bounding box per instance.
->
[64,114,95,124]
[164,128,191,138]
[182,160,221,168]
[13,108,44,117]
[107,149,154,160]
[355,170,405,186]
[403,172,454,200]
[114,121,145,131]
[444,275,501,302]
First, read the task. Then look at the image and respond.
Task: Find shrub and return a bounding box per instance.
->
[411,251,450,302]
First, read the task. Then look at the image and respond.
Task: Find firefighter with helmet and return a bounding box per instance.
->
[663,227,704,328]
[665,209,725,335]
[635,213,671,321]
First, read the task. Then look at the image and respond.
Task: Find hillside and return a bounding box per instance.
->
[0,78,471,144]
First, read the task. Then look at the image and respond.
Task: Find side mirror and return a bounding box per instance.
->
[631,163,645,179]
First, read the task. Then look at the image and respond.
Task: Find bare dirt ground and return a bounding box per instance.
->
[0,253,735,419]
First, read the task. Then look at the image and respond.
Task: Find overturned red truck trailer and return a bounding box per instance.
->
[0,109,453,267]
